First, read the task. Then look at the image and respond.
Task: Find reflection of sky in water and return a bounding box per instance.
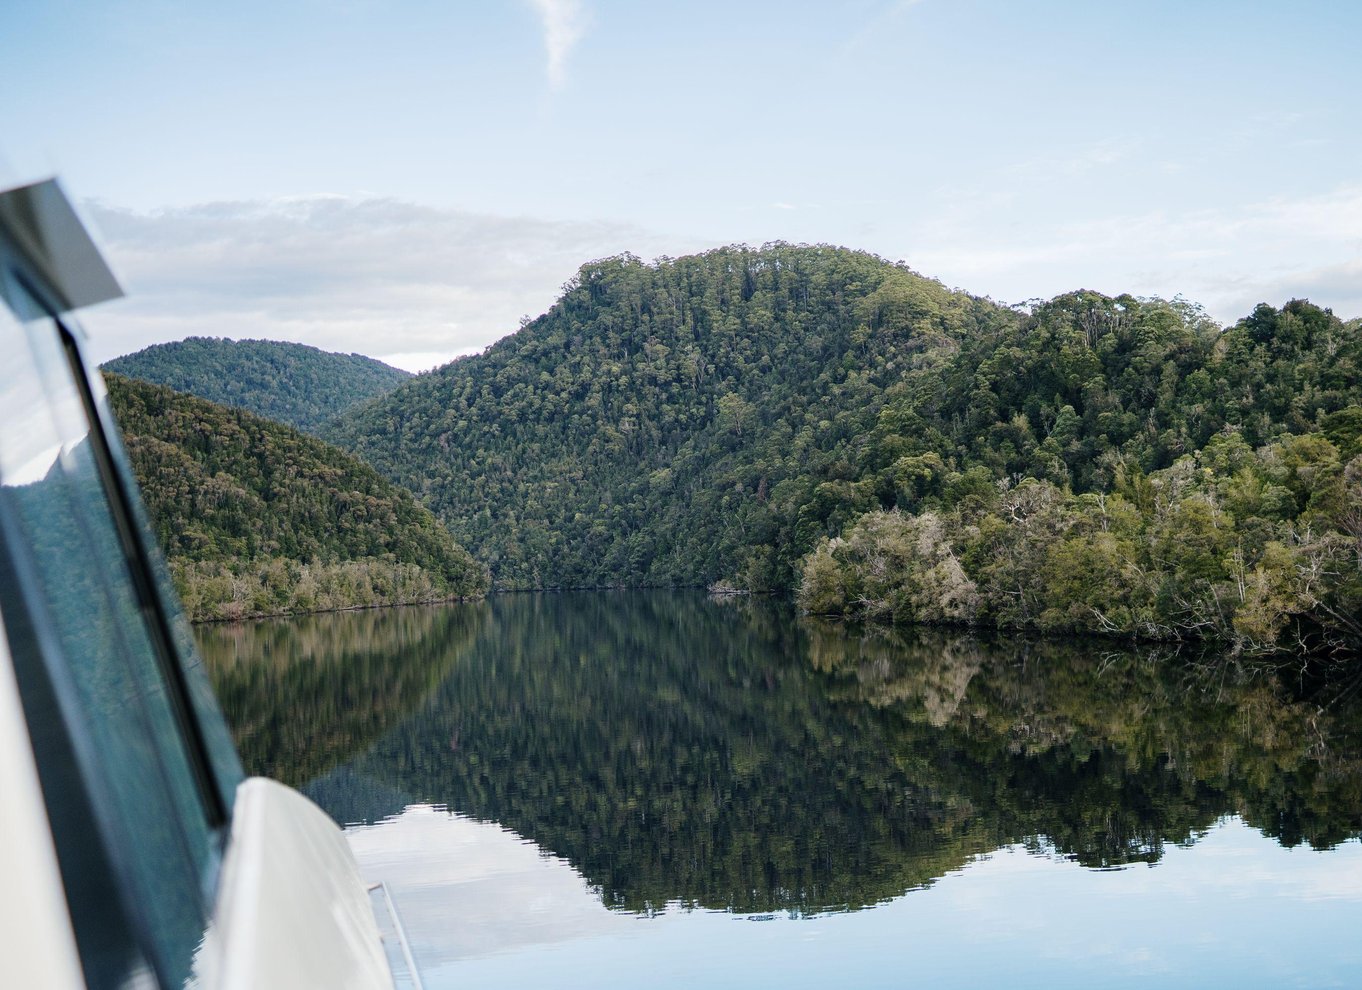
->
[347,805,631,968]
[351,808,1362,990]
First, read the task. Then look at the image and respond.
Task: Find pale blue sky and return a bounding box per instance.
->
[3,1,1360,369]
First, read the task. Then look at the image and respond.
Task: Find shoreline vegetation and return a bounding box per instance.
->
[795,450,1361,658]
[172,557,485,623]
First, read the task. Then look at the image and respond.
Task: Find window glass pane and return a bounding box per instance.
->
[86,368,245,810]
[0,298,211,985]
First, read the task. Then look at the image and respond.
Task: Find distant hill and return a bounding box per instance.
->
[325,243,1362,658]
[103,337,411,432]
[325,244,1009,590]
[106,373,488,620]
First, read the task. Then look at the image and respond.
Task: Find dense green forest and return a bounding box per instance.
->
[325,245,1361,659]
[104,336,410,432]
[105,373,488,620]
[327,245,1007,587]
[795,295,1362,657]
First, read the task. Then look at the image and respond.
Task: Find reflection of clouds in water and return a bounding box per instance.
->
[346,806,630,968]
[1293,858,1362,902]
[1095,819,1362,904]
[930,819,1362,965]
[344,813,1362,989]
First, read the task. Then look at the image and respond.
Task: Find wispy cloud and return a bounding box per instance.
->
[76,180,1362,378]
[527,0,586,89]
[906,183,1362,324]
[83,195,695,371]
[839,0,930,57]
[1009,137,1129,177]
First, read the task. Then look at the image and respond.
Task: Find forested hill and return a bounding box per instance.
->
[103,337,410,432]
[794,294,1362,657]
[326,245,1012,589]
[326,243,1361,658]
[106,374,488,620]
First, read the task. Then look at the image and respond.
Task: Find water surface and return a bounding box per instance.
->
[198,591,1362,988]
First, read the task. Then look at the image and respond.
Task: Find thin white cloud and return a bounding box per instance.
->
[73,180,1362,378]
[1009,137,1129,177]
[839,0,930,57]
[906,183,1362,324]
[82,196,695,370]
[528,0,586,89]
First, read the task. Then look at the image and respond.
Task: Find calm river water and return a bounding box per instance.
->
[198,591,1362,989]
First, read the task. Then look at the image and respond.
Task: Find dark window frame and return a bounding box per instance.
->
[0,255,235,987]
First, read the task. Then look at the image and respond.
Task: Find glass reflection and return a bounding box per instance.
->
[0,300,214,986]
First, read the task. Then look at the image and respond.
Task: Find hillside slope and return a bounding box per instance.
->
[106,373,488,620]
[104,336,410,432]
[325,243,1361,657]
[795,294,1362,655]
[326,245,1011,590]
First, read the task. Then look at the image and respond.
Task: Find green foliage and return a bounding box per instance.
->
[798,511,978,624]
[105,373,488,619]
[800,438,1362,657]
[103,336,410,433]
[327,245,1010,590]
[315,243,1358,659]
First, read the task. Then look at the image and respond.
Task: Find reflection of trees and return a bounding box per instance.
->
[251,593,1362,915]
[198,601,486,787]
[312,592,996,913]
[804,621,1362,856]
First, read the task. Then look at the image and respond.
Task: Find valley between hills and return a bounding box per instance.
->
[105,244,1362,663]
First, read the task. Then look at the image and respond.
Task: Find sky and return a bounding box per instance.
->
[3,0,1361,371]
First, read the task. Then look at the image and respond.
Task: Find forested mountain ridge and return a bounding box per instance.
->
[106,373,488,620]
[327,245,1008,590]
[797,294,1362,657]
[103,336,410,432]
[324,243,1361,658]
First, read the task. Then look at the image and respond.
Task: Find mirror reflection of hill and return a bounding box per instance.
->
[263,593,1362,914]
[803,620,1362,858]
[196,602,486,787]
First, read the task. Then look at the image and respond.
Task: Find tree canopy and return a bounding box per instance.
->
[327,244,1009,591]
[324,244,1360,659]
[106,373,488,619]
[104,336,410,433]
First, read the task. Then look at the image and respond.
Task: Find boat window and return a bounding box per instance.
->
[0,287,216,987]
[84,342,246,814]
